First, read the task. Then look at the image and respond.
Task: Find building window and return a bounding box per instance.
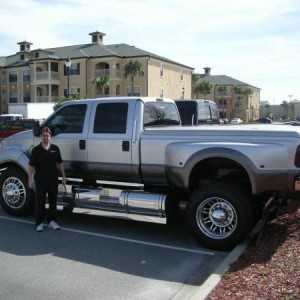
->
[9,93,18,103]
[23,70,30,81]
[160,64,164,77]
[20,54,25,61]
[64,63,80,76]
[34,52,39,58]
[218,90,228,96]
[180,69,183,81]
[64,87,80,98]
[127,87,140,96]
[9,71,17,82]
[160,88,164,98]
[24,92,31,103]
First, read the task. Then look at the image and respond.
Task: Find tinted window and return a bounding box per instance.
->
[144,102,180,127]
[94,103,128,134]
[176,101,197,125]
[45,104,86,134]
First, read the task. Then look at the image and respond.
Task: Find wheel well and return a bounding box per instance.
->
[0,162,27,177]
[189,157,251,193]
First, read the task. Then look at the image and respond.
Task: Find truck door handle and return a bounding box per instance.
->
[122,141,130,152]
[79,140,86,150]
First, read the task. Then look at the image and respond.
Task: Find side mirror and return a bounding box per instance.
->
[33,121,40,137]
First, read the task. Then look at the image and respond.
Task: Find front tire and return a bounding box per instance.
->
[0,167,34,216]
[186,181,253,250]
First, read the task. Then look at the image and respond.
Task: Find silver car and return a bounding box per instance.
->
[231,118,243,124]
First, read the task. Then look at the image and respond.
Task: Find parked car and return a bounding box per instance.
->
[255,117,272,124]
[0,119,40,139]
[283,121,300,126]
[219,118,229,124]
[230,118,243,124]
[0,114,23,127]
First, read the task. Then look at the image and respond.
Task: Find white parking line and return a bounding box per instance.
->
[0,215,215,256]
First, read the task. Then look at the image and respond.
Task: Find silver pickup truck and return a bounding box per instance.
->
[0,97,299,250]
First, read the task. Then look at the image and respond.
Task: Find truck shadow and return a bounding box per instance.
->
[0,208,223,286]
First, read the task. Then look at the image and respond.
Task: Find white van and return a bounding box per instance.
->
[0,114,23,126]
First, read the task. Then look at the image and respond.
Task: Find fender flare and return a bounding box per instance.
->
[167,147,257,193]
[0,147,30,174]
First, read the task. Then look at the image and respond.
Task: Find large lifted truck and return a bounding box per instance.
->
[0,97,300,250]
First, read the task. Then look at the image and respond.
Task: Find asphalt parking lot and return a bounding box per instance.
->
[0,206,230,300]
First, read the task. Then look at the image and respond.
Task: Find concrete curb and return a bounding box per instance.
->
[190,221,263,300]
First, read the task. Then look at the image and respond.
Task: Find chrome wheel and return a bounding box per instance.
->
[196,197,238,240]
[2,176,26,209]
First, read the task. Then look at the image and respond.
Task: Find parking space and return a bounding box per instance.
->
[0,207,229,300]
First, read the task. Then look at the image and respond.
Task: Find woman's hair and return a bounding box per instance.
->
[40,126,52,136]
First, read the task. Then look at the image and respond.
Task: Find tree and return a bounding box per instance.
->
[265,103,271,117]
[217,84,228,118]
[233,85,253,122]
[53,93,84,111]
[195,80,213,99]
[233,85,244,118]
[124,60,144,96]
[280,101,289,119]
[242,87,254,122]
[192,72,201,99]
[93,74,109,97]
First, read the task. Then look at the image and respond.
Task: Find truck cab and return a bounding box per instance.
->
[32,97,180,183]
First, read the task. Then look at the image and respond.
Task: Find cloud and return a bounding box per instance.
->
[0,0,300,101]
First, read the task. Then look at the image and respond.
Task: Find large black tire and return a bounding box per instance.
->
[0,167,34,216]
[186,181,253,251]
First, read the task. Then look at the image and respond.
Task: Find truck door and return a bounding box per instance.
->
[35,103,89,178]
[86,100,136,182]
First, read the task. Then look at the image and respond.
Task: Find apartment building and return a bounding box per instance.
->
[197,67,261,122]
[0,31,193,114]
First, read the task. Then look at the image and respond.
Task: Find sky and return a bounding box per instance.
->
[0,0,299,104]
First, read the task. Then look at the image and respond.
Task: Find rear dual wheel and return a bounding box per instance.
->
[186,181,253,251]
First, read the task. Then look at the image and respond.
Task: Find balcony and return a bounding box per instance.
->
[36,71,59,80]
[95,69,121,79]
[36,96,59,103]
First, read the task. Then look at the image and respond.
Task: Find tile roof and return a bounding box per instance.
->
[1,42,194,69]
[200,74,260,89]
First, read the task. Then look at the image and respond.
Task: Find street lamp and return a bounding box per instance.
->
[65,57,72,99]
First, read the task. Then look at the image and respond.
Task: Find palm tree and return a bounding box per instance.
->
[124,60,144,96]
[93,74,109,97]
[242,87,254,122]
[265,103,271,117]
[195,80,213,99]
[217,84,228,118]
[192,72,201,99]
[280,101,289,120]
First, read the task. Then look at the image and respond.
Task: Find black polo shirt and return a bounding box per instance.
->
[29,143,63,184]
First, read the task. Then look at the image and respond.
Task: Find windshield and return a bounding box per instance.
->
[0,116,13,126]
[143,102,180,127]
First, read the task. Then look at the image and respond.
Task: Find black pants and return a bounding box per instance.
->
[35,181,58,226]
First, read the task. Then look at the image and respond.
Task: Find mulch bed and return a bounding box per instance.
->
[206,199,300,300]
